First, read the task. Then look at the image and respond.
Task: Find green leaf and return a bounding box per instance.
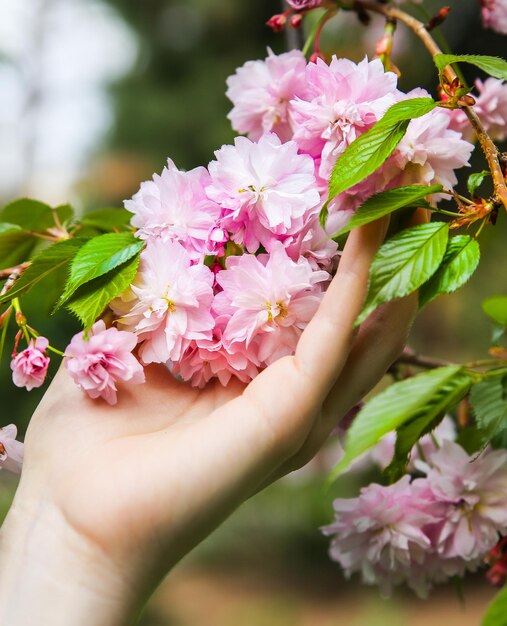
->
[0,239,85,306]
[332,185,442,238]
[357,222,449,325]
[434,53,507,81]
[81,208,132,231]
[0,198,70,232]
[66,254,140,329]
[470,376,507,444]
[467,170,490,196]
[483,296,507,326]
[0,226,36,269]
[326,98,437,205]
[56,232,144,309]
[328,366,464,481]
[482,583,507,626]
[384,372,472,481]
[419,235,480,307]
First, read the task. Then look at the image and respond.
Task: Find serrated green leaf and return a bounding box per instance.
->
[332,185,442,238]
[419,235,480,307]
[483,296,507,326]
[385,372,472,482]
[81,208,132,231]
[0,239,85,306]
[482,583,507,626]
[0,227,36,269]
[56,232,144,309]
[434,53,507,81]
[467,170,490,196]
[470,376,507,445]
[357,222,449,325]
[325,98,437,207]
[66,254,140,329]
[328,366,464,481]
[0,198,71,232]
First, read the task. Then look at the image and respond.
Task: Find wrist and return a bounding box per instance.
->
[0,492,142,626]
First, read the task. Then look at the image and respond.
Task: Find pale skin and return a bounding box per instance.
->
[0,219,419,625]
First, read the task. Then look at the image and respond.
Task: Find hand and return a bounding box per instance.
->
[0,219,417,625]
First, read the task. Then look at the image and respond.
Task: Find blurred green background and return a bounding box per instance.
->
[0,0,506,623]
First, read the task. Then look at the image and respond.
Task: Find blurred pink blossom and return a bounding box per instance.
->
[11,336,50,391]
[482,0,507,34]
[65,321,145,405]
[0,424,24,474]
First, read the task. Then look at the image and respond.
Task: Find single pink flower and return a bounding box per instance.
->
[226,49,309,142]
[206,133,320,253]
[290,56,399,179]
[388,91,473,192]
[126,159,222,260]
[65,321,145,405]
[112,239,215,364]
[10,336,50,391]
[322,476,440,597]
[214,242,328,365]
[482,0,507,34]
[0,424,24,474]
[416,441,507,562]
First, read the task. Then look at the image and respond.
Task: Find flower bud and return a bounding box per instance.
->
[290,13,303,29]
[267,13,287,32]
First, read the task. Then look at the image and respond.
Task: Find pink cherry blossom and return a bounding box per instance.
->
[214,242,328,365]
[226,49,309,141]
[206,133,320,252]
[0,424,24,474]
[290,56,399,179]
[322,477,439,597]
[125,159,222,260]
[416,441,507,562]
[172,316,259,388]
[112,240,215,365]
[11,336,50,391]
[65,321,145,405]
[388,94,473,192]
[284,214,339,271]
[450,78,507,143]
[482,0,507,35]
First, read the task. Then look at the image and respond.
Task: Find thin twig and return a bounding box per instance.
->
[0,262,30,280]
[396,352,454,369]
[354,0,507,213]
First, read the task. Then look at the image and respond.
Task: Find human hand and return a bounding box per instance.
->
[0,219,417,625]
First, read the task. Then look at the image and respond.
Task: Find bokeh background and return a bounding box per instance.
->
[0,0,506,624]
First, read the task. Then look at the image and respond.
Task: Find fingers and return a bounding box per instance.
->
[257,291,418,485]
[294,217,389,395]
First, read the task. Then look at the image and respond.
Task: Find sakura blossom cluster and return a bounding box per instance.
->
[323,440,507,597]
[10,49,479,400]
[481,0,507,35]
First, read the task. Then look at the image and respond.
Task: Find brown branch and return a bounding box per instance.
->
[0,262,30,280]
[396,351,454,370]
[354,0,507,213]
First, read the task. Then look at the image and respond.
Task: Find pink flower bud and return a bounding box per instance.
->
[65,321,145,405]
[290,14,303,29]
[267,13,287,32]
[10,336,50,391]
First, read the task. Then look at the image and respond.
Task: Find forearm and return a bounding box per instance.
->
[0,494,140,626]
